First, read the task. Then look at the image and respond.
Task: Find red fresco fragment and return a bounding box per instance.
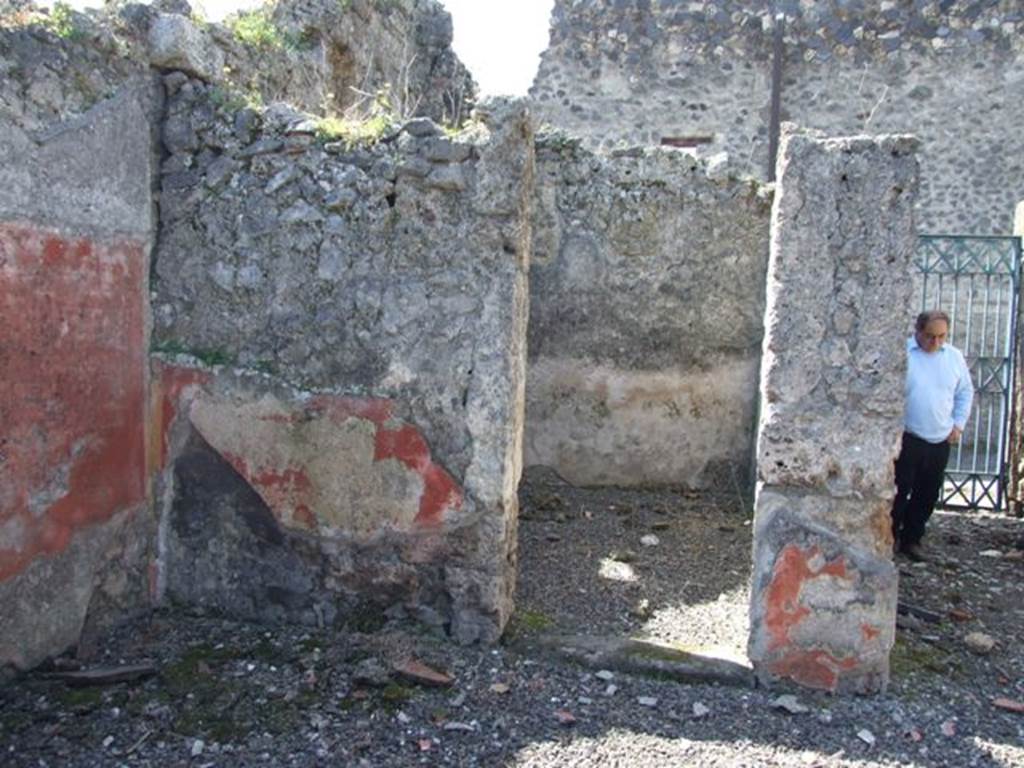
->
[154,372,459,531]
[211,396,462,529]
[308,395,394,426]
[764,544,848,651]
[292,504,317,531]
[0,224,146,583]
[761,543,861,691]
[374,425,463,525]
[154,362,212,468]
[219,452,317,531]
[767,649,858,692]
[375,425,431,472]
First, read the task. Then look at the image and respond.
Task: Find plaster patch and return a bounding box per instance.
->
[187,390,462,538]
[525,356,759,487]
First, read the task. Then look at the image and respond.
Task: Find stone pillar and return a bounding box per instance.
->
[748,127,920,694]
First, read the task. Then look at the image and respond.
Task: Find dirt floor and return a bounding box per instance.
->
[1,478,1023,767]
[513,475,753,657]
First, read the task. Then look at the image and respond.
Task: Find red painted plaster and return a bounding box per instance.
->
[153,362,212,468]
[154,373,461,531]
[0,224,146,582]
[310,395,394,426]
[761,543,863,691]
[764,544,848,651]
[220,451,318,531]
[767,649,858,692]
[216,407,463,529]
[374,425,463,525]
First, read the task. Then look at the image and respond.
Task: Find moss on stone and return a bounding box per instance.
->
[151,339,236,368]
[503,608,556,644]
[380,683,414,705]
[344,602,388,634]
[622,640,702,663]
[56,685,105,710]
[889,637,963,678]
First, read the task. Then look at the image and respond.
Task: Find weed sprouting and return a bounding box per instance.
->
[46,2,81,40]
[226,6,284,50]
[314,112,392,147]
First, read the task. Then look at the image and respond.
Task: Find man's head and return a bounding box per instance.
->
[915,309,950,353]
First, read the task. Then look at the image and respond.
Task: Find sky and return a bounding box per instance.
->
[52,0,554,96]
[440,0,554,96]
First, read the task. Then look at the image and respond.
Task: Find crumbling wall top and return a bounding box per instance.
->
[1,0,477,125]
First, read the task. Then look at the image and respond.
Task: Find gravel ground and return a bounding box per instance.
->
[2,478,1023,767]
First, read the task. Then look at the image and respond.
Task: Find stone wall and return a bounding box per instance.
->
[151,78,532,643]
[136,0,475,124]
[748,127,919,693]
[261,0,476,123]
[527,133,772,487]
[0,0,488,669]
[531,0,1024,234]
[0,21,158,671]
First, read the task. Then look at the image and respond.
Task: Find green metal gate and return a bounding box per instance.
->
[915,235,1022,511]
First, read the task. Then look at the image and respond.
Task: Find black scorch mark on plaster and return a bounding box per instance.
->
[171,431,283,546]
[166,431,328,625]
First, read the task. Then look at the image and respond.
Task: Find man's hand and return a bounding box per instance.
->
[947,426,963,444]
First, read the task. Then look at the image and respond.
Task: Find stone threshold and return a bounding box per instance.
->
[525,633,756,689]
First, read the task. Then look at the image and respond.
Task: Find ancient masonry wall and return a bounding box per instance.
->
[151,79,532,643]
[748,128,919,693]
[0,0,491,670]
[531,0,1024,234]
[140,0,475,124]
[0,24,158,670]
[527,134,772,487]
[261,0,476,122]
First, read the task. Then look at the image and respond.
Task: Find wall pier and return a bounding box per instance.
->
[748,127,919,693]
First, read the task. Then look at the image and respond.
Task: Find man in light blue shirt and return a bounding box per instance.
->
[891,310,974,561]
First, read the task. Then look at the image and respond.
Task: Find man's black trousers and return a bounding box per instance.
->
[891,431,950,549]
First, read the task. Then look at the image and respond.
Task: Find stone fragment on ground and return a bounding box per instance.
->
[535,634,754,688]
[393,658,454,687]
[963,632,996,655]
[553,709,576,726]
[770,694,809,714]
[353,658,391,687]
[993,697,1024,714]
[46,664,157,687]
[443,721,477,732]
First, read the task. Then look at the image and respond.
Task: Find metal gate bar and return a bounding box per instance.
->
[915,235,1021,511]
